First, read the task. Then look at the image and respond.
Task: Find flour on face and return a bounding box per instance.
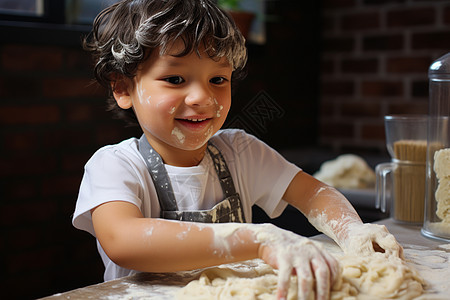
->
[172,127,185,144]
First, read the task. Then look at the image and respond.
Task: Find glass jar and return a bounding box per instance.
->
[422,53,450,241]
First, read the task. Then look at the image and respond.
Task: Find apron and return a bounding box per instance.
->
[138,135,246,223]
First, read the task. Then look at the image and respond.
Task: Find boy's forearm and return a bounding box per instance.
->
[304,185,362,244]
[284,172,403,257]
[104,218,260,273]
[283,171,362,244]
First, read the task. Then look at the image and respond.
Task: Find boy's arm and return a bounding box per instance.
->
[91,201,258,272]
[92,200,339,300]
[283,171,403,257]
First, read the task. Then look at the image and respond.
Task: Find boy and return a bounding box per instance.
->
[73,1,402,299]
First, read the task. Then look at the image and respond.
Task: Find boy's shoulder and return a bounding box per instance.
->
[212,128,252,143]
[88,137,142,165]
[211,129,261,154]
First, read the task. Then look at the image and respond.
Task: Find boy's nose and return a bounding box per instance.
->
[185,84,214,107]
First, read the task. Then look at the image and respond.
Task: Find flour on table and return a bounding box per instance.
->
[403,244,450,300]
[177,243,424,300]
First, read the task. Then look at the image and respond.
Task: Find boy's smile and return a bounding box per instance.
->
[113,40,232,166]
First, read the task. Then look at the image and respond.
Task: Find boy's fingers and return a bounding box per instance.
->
[276,264,292,300]
[311,258,331,300]
[296,264,313,300]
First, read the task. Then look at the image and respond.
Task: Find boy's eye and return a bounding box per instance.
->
[164,76,185,85]
[210,77,227,85]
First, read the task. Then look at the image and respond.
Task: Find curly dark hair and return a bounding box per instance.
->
[83,0,248,126]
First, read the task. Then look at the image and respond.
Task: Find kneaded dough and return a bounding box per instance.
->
[176,260,293,300]
[177,248,423,300]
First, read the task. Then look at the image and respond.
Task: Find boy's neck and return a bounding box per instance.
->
[145,137,207,167]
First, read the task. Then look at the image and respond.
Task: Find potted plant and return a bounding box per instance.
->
[218,0,255,39]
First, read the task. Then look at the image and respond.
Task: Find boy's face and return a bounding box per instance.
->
[114,40,233,159]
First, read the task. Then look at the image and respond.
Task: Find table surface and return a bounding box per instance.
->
[41,219,450,300]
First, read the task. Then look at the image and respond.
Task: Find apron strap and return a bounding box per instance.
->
[138,134,178,212]
[206,142,238,198]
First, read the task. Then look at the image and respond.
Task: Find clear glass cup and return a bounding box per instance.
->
[376,115,427,224]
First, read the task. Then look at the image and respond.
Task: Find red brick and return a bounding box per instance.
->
[66,103,95,122]
[62,153,91,172]
[3,131,40,152]
[322,80,355,96]
[3,180,38,200]
[341,101,381,117]
[412,31,450,50]
[364,0,405,4]
[363,34,404,51]
[319,101,335,117]
[65,49,93,72]
[42,128,94,149]
[0,76,42,98]
[7,247,61,274]
[361,123,385,140]
[1,44,63,72]
[41,175,81,197]
[412,80,429,98]
[320,122,355,138]
[388,102,428,115]
[0,201,58,227]
[0,154,58,178]
[322,37,355,52]
[341,12,380,31]
[321,59,336,75]
[361,80,403,97]
[5,227,43,251]
[321,15,335,32]
[342,58,378,73]
[95,124,127,145]
[0,105,60,125]
[4,271,54,299]
[443,6,450,24]
[386,56,432,73]
[387,7,435,27]
[323,0,356,9]
[42,78,106,99]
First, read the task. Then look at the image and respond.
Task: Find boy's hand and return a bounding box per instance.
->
[254,224,340,300]
[338,223,403,258]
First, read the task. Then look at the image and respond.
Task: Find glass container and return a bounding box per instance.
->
[422,53,450,241]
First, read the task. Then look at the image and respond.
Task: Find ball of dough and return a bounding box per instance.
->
[313,154,376,189]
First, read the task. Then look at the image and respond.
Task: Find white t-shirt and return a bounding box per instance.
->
[73,129,301,281]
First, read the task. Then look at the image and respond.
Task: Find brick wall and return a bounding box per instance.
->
[0,39,141,298]
[320,0,450,152]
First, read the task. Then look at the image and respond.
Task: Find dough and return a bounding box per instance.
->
[433,148,450,180]
[434,149,450,223]
[313,154,376,189]
[176,247,424,300]
[176,260,294,300]
[435,178,450,221]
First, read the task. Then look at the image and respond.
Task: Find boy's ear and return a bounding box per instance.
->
[111,76,133,109]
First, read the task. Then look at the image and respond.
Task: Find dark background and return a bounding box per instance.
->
[1,0,449,298]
